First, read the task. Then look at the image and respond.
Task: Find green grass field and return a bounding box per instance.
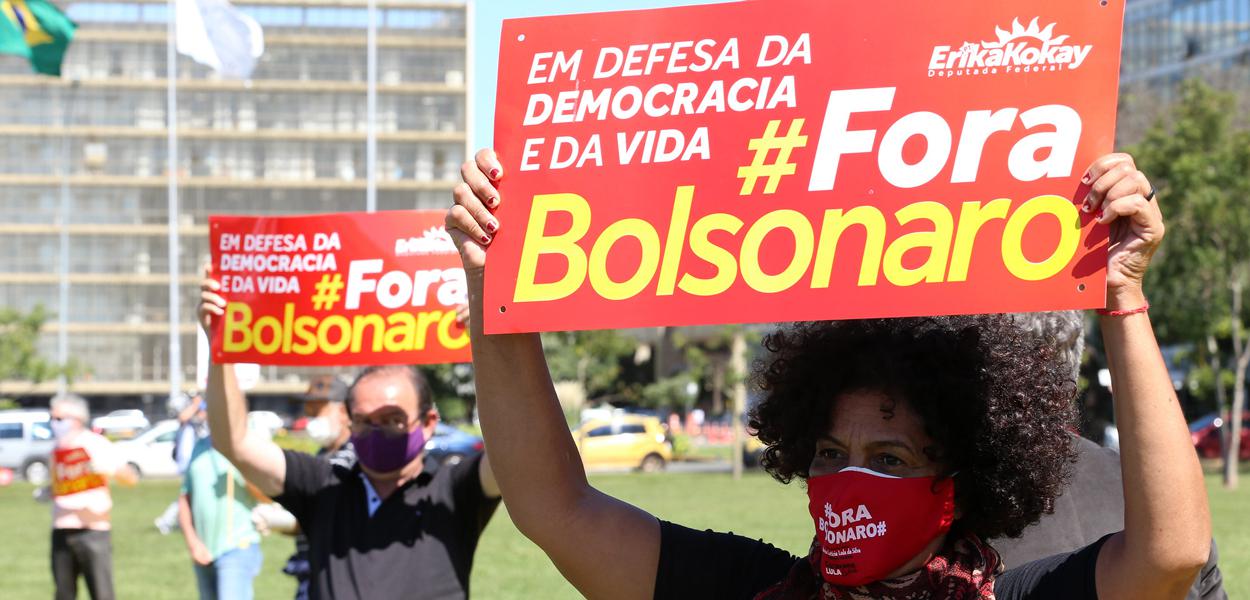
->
[0,470,1243,599]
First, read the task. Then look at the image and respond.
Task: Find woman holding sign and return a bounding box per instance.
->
[446,149,1209,599]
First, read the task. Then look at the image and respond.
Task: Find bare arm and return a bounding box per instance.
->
[448,150,660,599]
[178,493,212,566]
[478,452,500,499]
[199,276,287,498]
[1083,154,1211,600]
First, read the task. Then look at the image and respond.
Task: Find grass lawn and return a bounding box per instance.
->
[0,469,1243,599]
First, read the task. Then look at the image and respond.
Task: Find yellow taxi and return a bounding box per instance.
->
[574,415,672,472]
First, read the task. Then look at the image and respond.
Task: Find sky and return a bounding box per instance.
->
[468,0,734,151]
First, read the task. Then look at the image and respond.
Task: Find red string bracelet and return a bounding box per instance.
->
[1097,302,1150,317]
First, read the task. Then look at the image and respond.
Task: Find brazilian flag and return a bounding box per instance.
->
[0,0,75,76]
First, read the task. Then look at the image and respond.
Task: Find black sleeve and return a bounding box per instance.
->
[274,449,334,525]
[1188,538,1225,600]
[450,452,501,534]
[654,520,799,600]
[994,533,1111,599]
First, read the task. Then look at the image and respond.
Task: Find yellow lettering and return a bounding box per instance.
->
[1002,195,1079,281]
[281,303,295,353]
[437,311,471,351]
[414,311,442,350]
[514,193,591,303]
[351,313,387,353]
[656,185,695,296]
[384,312,417,353]
[588,219,661,301]
[740,210,814,294]
[223,303,253,352]
[883,201,954,287]
[292,316,318,354]
[253,316,282,355]
[947,199,1011,282]
[317,315,351,355]
[678,213,743,297]
[811,206,886,288]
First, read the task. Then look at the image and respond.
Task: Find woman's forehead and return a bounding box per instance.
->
[825,389,930,443]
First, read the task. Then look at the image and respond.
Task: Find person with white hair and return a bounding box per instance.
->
[46,394,137,600]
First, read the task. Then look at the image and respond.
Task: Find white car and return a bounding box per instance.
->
[247,411,285,438]
[91,409,151,438]
[113,420,182,479]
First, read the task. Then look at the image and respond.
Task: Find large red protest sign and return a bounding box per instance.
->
[483,0,1124,334]
[210,211,470,366]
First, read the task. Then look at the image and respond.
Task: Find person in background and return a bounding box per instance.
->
[283,375,357,599]
[45,394,138,600]
[155,394,209,534]
[994,311,1227,600]
[178,432,265,600]
[199,278,500,599]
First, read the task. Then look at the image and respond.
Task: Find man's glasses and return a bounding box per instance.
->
[349,415,419,437]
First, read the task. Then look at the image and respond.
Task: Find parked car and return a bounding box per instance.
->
[574,415,672,472]
[425,423,484,466]
[1190,412,1250,461]
[0,410,55,484]
[91,409,150,439]
[114,420,182,480]
[247,410,286,437]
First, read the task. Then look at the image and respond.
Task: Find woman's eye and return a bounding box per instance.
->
[877,454,904,468]
[817,448,843,459]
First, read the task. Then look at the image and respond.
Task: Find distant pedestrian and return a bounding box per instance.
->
[282,376,356,600]
[178,435,264,600]
[155,394,209,534]
[47,394,138,600]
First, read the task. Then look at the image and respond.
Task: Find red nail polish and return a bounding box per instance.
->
[1081,173,1091,183]
[481,234,491,244]
[486,220,498,234]
[488,196,498,207]
[489,168,500,180]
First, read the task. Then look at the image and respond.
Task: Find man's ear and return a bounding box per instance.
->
[423,408,440,429]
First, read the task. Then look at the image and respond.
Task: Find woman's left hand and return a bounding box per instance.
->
[1081,153,1164,308]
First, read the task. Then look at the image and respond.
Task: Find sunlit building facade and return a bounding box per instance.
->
[0,0,466,405]
[1120,0,1250,140]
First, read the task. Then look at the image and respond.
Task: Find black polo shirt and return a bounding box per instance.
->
[276,449,499,600]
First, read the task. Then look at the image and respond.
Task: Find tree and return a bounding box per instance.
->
[543,329,647,404]
[0,305,78,385]
[1133,79,1250,488]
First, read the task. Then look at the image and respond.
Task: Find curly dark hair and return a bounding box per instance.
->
[748,315,1079,540]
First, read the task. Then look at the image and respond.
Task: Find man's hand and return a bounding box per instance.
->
[199,267,226,337]
[113,464,139,487]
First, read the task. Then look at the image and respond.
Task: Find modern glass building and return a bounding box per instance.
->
[0,0,467,406]
[1120,0,1250,140]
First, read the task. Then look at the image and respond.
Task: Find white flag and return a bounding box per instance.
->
[176,0,264,79]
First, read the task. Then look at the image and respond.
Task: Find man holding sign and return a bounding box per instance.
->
[445,1,1209,599]
[198,209,500,599]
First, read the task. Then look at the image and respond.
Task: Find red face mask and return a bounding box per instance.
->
[807,467,956,587]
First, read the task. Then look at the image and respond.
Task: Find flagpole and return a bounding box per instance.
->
[365,0,377,212]
[55,83,73,397]
[166,0,183,399]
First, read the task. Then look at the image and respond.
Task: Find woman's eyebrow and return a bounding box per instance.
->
[867,440,916,453]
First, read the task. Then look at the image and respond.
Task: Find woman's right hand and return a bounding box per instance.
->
[445,149,504,284]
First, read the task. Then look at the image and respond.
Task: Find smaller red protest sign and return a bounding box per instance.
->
[209,211,470,366]
[52,447,106,497]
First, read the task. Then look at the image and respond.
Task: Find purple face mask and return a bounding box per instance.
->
[351,424,426,474]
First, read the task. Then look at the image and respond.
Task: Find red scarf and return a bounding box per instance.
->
[755,533,1002,600]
